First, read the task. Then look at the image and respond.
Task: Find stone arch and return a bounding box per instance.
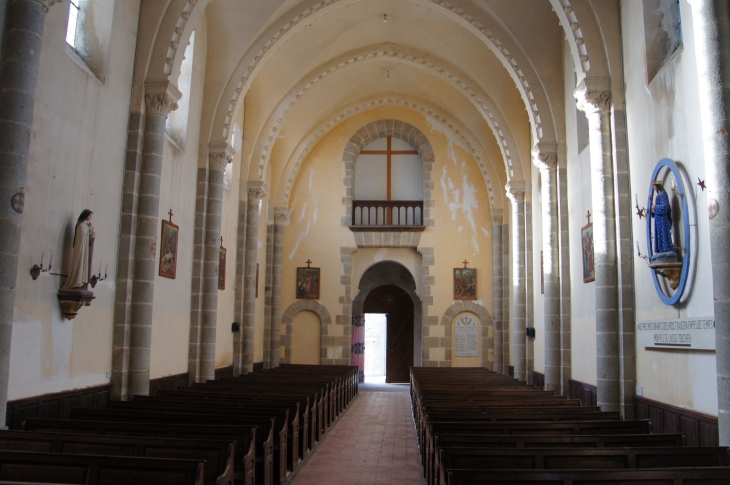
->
[280,300,332,365]
[275,95,507,209]
[341,119,436,228]
[441,301,494,370]
[352,260,423,367]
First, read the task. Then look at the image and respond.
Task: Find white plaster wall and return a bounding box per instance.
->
[9,1,140,399]
[563,39,597,386]
[622,0,717,415]
[150,15,209,380]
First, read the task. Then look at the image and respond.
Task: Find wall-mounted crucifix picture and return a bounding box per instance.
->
[297,259,320,299]
[582,210,595,283]
[159,210,178,279]
[218,236,226,290]
[454,261,477,300]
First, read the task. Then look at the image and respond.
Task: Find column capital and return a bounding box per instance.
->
[531,143,558,172]
[505,181,526,204]
[490,209,504,226]
[273,207,289,225]
[247,181,267,201]
[574,77,612,115]
[209,143,234,171]
[144,81,182,116]
[28,0,61,11]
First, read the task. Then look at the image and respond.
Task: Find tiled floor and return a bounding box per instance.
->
[291,387,424,485]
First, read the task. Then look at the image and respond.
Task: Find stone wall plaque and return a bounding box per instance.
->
[454,315,479,357]
[636,318,715,350]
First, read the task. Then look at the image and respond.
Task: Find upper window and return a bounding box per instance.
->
[354,137,423,201]
[643,0,683,82]
[65,0,116,81]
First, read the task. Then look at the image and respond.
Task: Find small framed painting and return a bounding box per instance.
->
[453,268,477,300]
[218,246,227,290]
[159,220,179,279]
[581,222,595,283]
[296,266,320,299]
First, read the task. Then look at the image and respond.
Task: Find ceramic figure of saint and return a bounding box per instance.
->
[651,181,673,255]
[62,209,95,290]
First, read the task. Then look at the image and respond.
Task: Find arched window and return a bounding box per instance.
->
[65,0,115,81]
[353,137,423,226]
[166,31,196,148]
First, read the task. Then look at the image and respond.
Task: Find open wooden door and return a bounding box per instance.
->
[364,284,413,383]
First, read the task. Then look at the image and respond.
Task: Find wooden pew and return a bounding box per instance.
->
[106,400,300,476]
[0,450,205,485]
[439,446,730,485]
[67,409,286,485]
[0,430,235,485]
[23,420,259,485]
[446,467,730,485]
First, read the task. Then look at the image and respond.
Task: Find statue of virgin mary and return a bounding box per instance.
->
[62,209,95,290]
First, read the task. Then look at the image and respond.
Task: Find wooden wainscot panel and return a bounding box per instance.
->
[149,372,189,396]
[215,365,234,380]
[532,371,545,389]
[6,384,110,430]
[569,379,598,407]
[635,395,718,447]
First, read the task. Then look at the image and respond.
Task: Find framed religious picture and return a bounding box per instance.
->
[159,219,179,279]
[581,218,595,283]
[296,261,320,299]
[453,264,477,300]
[218,245,227,290]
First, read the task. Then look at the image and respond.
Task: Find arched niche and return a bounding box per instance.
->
[280,300,332,365]
[441,302,493,370]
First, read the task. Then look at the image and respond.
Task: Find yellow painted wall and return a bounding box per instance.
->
[292,311,321,364]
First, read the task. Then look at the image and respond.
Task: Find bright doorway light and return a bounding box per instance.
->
[364,313,386,383]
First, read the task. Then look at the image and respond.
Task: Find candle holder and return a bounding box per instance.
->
[30,251,53,280]
[89,263,108,288]
[634,194,647,220]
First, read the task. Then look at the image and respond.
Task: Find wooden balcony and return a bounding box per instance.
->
[351,200,425,231]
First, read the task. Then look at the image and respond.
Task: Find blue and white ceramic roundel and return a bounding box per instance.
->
[646,158,691,305]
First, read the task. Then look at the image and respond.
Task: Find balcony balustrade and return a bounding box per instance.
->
[351,200,425,231]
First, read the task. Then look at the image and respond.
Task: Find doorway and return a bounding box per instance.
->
[363,284,414,383]
[364,314,386,383]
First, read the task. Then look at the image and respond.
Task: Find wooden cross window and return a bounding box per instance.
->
[355,137,423,201]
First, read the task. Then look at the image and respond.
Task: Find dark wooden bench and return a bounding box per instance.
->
[106,400,300,476]
[446,467,730,485]
[0,450,205,485]
[23,419,258,485]
[0,430,235,485]
[439,446,730,485]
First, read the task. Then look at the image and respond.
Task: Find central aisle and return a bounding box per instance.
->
[291,384,423,484]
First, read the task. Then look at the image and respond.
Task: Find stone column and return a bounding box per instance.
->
[558,162,573,396]
[533,144,561,393]
[575,78,619,413]
[691,0,730,445]
[525,203,535,384]
[506,182,526,381]
[128,81,180,396]
[502,219,510,375]
[491,210,504,374]
[242,182,266,374]
[198,143,234,382]
[270,208,288,368]
[0,0,59,424]
[232,181,247,376]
